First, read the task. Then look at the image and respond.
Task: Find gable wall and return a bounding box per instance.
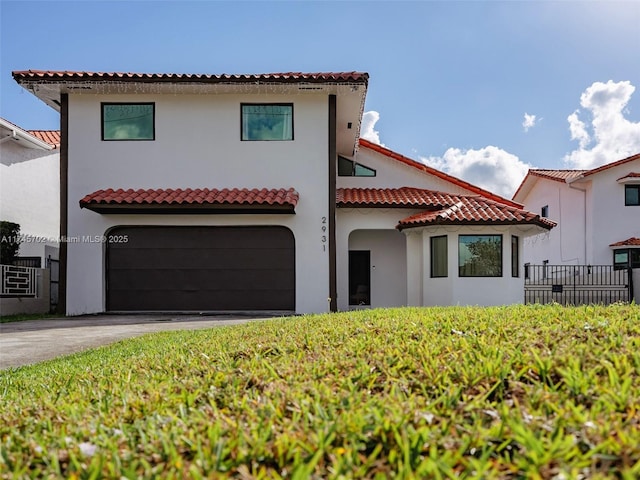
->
[337,146,482,194]
[0,141,60,262]
[518,178,586,265]
[587,160,640,264]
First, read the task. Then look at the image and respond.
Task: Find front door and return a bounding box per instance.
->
[349,250,370,306]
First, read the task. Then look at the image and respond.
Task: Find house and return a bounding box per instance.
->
[13,69,554,316]
[512,153,640,270]
[0,117,60,266]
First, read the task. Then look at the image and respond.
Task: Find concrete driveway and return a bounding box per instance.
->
[0,314,267,370]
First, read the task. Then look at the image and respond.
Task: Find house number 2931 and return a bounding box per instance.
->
[321,216,327,251]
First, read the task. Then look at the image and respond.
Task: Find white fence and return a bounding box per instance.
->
[0,265,50,315]
[1,265,38,297]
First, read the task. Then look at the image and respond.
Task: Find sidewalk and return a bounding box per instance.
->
[0,314,265,369]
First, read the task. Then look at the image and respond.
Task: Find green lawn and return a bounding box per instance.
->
[1,304,639,478]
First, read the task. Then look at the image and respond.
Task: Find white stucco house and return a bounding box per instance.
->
[13,69,554,316]
[512,153,640,270]
[0,117,60,266]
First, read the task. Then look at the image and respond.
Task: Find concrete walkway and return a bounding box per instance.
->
[0,314,267,370]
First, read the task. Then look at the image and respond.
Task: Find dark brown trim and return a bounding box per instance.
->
[81,203,296,215]
[328,95,337,312]
[57,93,68,315]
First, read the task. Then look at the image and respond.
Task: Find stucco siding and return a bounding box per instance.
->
[65,93,331,315]
[0,141,60,262]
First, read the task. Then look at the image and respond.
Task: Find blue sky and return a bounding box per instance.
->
[1,0,639,197]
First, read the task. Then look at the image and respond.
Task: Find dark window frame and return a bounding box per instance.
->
[511,235,519,278]
[101,102,155,141]
[430,235,448,278]
[624,185,640,206]
[541,205,549,217]
[338,156,376,177]
[613,248,640,270]
[458,234,503,278]
[240,103,294,141]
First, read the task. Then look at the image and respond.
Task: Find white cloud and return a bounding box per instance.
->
[564,80,640,169]
[523,113,538,132]
[420,146,532,199]
[360,110,383,145]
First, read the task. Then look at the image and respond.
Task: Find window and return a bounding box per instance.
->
[241,104,293,141]
[511,236,519,277]
[430,235,448,278]
[541,205,549,217]
[458,235,502,277]
[338,156,376,177]
[625,185,640,206]
[613,249,640,270]
[102,103,154,140]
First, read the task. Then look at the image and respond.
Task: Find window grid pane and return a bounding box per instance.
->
[102,103,154,140]
[625,185,640,206]
[511,236,519,278]
[458,235,503,277]
[241,104,293,141]
[430,236,448,278]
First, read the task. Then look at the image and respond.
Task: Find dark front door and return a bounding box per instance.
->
[349,250,370,305]
[106,226,295,311]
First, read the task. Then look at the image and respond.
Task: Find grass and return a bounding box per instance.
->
[1,304,639,478]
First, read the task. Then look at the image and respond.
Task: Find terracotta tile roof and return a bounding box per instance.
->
[337,187,555,231]
[582,152,640,178]
[617,172,640,181]
[80,187,299,209]
[27,130,60,148]
[358,138,523,208]
[527,169,587,182]
[13,70,368,85]
[337,187,459,208]
[610,237,640,247]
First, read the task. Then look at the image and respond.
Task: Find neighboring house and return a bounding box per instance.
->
[13,69,553,316]
[0,117,60,266]
[513,153,640,270]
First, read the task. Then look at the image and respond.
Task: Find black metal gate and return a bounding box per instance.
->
[524,265,632,305]
[47,257,59,312]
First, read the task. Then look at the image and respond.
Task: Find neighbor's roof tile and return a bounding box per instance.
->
[80,188,299,207]
[13,70,368,84]
[527,169,587,182]
[27,130,60,148]
[337,187,556,230]
[609,237,640,247]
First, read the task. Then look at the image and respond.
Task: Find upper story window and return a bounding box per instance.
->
[541,205,549,217]
[338,156,376,177]
[625,185,640,206]
[459,234,502,277]
[241,104,293,141]
[102,103,155,141]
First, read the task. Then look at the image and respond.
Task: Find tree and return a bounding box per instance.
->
[0,221,21,265]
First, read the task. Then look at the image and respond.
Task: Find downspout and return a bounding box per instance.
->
[328,95,337,312]
[58,93,68,315]
[567,176,588,264]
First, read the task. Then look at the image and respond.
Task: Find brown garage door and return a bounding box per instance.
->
[106,226,295,311]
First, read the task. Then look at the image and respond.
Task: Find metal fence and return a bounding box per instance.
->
[0,264,38,297]
[524,264,631,306]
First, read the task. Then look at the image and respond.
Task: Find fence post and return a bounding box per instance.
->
[630,267,635,304]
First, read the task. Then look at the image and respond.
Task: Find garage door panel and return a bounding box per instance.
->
[109,247,294,270]
[107,226,295,311]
